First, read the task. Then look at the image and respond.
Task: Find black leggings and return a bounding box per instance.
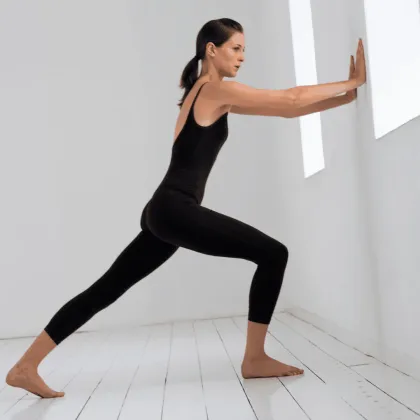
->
[44,187,289,345]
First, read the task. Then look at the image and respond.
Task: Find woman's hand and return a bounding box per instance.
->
[353,39,367,86]
[345,55,357,101]
[347,39,367,100]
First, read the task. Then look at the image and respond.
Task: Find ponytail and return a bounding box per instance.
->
[178,55,200,109]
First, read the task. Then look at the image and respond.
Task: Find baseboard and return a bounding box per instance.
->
[285,306,420,382]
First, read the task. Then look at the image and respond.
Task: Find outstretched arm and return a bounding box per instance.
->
[216,78,358,118]
[224,40,366,118]
[230,94,353,117]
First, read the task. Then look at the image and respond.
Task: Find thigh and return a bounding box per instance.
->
[110,229,179,278]
[94,229,179,295]
[148,198,283,263]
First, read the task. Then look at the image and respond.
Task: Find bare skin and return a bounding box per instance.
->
[6,321,304,398]
[241,320,304,378]
[5,330,64,398]
[5,320,302,399]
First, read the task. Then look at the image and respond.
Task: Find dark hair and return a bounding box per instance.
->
[178,18,243,109]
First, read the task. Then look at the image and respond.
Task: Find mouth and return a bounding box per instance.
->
[234,65,240,70]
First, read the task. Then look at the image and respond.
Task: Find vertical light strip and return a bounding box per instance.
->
[364,0,420,139]
[289,0,325,178]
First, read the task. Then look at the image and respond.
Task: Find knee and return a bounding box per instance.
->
[266,241,289,264]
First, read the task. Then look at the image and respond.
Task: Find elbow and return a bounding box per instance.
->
[281,89,301,118]
[289,87,301,109]
[276,89,299,118]
[283,109,299,118]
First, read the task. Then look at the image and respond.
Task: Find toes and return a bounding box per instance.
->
[289,368,304,376]
[49,391,65,398]
[31,390,64,398]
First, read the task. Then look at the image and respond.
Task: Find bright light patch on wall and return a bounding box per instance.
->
[364,0,420,139]
[288,0,325,178]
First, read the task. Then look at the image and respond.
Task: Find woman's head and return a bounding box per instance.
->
[178,18,245,108]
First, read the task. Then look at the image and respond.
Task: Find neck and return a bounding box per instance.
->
[199,60,224,81]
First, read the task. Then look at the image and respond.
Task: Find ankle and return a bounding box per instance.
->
[243,352,268,363]
[14,360,39,371]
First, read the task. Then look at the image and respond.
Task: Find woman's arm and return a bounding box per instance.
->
[214,78,360,118]
[230,94,353,117]
[224,40,365,118]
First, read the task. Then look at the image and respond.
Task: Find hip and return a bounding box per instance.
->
[140,186,200,237]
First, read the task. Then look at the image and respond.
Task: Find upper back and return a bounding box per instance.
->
[173,81,231,144]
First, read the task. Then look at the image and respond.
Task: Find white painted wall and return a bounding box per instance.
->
[0,0,288,338]
[271,0,420,378]
[1,0,419,382]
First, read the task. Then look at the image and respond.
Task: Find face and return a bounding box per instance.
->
[208,31,245,77]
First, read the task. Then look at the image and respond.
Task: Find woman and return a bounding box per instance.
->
[6,18,366,398]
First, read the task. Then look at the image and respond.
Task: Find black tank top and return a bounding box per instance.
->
[156,81,229,204]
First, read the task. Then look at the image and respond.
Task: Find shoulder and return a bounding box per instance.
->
[203,80,241,95]
[196,81,232,113]
[201,81,244,110]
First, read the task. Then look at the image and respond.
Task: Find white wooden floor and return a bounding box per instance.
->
[1,312,419,420]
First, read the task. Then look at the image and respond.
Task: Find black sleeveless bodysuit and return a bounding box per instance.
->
[140,81,229,238]
[158,81,228,204]
[43,81,290,347]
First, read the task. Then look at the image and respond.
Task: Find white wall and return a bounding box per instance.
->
[269,0,420,379]
[2,0,419,383]
[0,0,289,338]
[267,0,380,348]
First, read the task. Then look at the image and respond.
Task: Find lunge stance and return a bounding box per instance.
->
[6,18,366,398]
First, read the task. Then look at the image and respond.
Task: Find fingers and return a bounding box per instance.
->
[354,39,367,84]
[357,39,364,56]
[355,40,365,70]
[350,39,364,77]
[349,55,355,78]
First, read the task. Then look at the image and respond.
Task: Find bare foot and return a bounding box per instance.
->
[241,354,304,379]
[6,363,65,398]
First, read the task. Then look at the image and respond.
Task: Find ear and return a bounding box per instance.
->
[206,42,217,58]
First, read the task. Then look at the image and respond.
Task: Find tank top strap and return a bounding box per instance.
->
[191,81,210,109]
